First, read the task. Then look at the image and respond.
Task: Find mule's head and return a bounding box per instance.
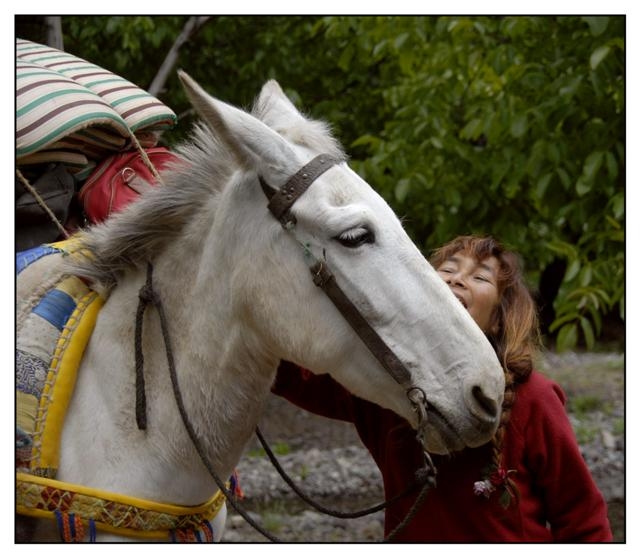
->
[179,72,504,454]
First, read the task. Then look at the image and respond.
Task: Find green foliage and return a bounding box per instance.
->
[573,423,600,445]
[568,394,606,416]
[247,441,291,458]
[57,16,624,351]
[323,16,625,351]
[63,16,186,89]
[340,16,623,351]
[612,417,624,436]
[261,511,284,533]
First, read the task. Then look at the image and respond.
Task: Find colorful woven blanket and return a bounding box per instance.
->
[17,241,104,478]
[16,240,229,541]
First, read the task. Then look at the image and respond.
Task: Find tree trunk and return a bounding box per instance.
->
[44,16,64,50]
[147,16,211,97]
[16,15,63,49]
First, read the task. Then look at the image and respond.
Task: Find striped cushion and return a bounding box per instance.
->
[16,38,177,169]
[17,150,91,175]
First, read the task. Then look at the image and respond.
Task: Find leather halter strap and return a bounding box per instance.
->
[259,154,413,389]
[259,154,343,227]
[309,260,413,387]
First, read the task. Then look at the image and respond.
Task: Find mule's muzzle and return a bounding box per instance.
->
[462,377,503,437]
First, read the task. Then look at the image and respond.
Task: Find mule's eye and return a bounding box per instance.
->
[334,227,375,248]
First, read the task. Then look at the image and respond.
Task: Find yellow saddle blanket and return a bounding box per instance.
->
[16,240,103,478]
[16,240,227,541]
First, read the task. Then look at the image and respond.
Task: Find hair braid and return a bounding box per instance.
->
[490,368,516,479]
[431,235,540,507]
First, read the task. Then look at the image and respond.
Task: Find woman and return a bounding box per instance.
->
[273,235,612,542]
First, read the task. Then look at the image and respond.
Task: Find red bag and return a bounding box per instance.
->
[79,147,179,224]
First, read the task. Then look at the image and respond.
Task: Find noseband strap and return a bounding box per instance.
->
[130,154,434,542]
[260,154,414,389]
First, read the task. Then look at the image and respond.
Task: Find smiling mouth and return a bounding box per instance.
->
[454,294,467,309]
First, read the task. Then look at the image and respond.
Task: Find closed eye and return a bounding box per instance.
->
[334,227,375,248]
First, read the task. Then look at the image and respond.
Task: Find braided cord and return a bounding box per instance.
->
[255,427,433,522]
[134,263,282,541]
[16,169,69,240]
[134,263,435,542]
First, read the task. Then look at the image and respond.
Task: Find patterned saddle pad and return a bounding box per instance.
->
[15,241,230,541]
[16,241,104,478]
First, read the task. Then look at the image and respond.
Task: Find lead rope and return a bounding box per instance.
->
[255,426,435,540]
[134,262,436,542]
[16,168,70,240]
[15,129,160,245]
[255,384,437,539]
[135,263,281,542]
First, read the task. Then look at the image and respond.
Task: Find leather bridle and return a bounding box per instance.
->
[133,154,438,541]
[259,154,434,446]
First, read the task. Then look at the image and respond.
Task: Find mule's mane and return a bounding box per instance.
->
[66,102,344,289]
[65,124,231,287]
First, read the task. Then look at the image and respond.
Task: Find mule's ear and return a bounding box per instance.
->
[178,71,297,181]
[253,80,307,131]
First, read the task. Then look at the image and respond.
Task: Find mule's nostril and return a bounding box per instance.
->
[472,385,499,419]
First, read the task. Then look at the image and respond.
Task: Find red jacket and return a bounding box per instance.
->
[273,362,613,542]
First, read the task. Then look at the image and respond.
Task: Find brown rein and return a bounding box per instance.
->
[259,155,418,389]
[132,154,438,541]
[134,263,284,541]
[134,262,434,542]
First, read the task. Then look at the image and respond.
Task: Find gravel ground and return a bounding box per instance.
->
[222,351,625,543]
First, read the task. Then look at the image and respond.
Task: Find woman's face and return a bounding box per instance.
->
[436,251,500,333]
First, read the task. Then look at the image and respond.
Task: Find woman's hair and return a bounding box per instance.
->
[430,235,540,486]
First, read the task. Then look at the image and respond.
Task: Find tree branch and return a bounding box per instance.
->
[147,16,211,97]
